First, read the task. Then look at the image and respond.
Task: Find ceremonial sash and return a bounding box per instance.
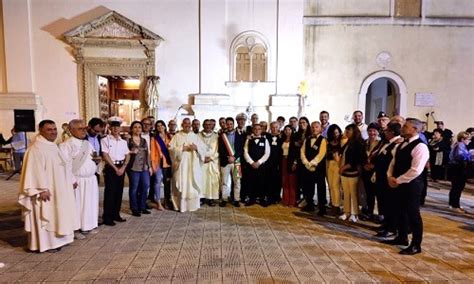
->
[221,133,241,178]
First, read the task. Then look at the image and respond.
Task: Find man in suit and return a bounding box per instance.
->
[218,117,244,207]
[386,118,429,255]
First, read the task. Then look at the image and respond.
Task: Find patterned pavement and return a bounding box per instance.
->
[0,173,473,283]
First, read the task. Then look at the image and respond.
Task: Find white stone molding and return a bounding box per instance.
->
[358,70,407,117]
[0,93,44,133]
[229,30,272,82]
[376,51,392,69]
[63,11,163,120]
[303,16,474,27]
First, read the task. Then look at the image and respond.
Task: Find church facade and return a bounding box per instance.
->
[0,0,472,134]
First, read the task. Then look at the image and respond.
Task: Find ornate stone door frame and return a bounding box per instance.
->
[63,11,163,120]
[79,58,150,120]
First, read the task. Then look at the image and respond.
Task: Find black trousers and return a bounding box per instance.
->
[420,168,428,205]
[398,180,423,246]
[246,166,267,202]
[162,167,172,201]
[362,171,376,215]
[301,168,326,210]
[267,162,282,203]
[375,177,387,217]
[103,164,125,223]
[449,164,466,208]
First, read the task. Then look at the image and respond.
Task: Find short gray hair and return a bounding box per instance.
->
[68,119,84,130]
[405,118,422,132]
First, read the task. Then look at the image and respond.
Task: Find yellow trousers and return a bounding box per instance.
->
[326,160,341,207]
[341,175,359,215]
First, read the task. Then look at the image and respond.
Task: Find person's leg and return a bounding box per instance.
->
[139,171,151,211]
[128,171,140,213]
[154,167,163,203]
[102,166,115,223]
[163,167,172,205]
[316,171,327,214]
[341,176,350,215]
[220,164,232,201]
[114,168,126,219]
[406,182,423,248]
[349,177,359,216]
[450,175,466,208]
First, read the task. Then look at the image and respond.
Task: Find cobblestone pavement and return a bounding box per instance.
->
[0,173,473,283]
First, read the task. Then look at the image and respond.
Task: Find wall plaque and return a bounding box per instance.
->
[415,92,436,107]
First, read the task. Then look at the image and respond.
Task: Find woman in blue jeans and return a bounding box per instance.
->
[127,121,152,217]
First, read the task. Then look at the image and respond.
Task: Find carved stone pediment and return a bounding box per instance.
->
[63,11,163,42]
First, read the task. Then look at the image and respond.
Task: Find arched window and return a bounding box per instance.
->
[230,31,269,82]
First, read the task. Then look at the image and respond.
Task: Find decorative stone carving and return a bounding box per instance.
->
[376,51,392,69]
[63,11,163,120]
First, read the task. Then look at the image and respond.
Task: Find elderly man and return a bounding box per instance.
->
[59,119,99,238]
[377,111,391,140]
[19,120,77,252]
[167,119,178,139]
[386,118,429,255]
[199,119,220,206]
[169,118,207,212]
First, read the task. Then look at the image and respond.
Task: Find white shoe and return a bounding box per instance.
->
[339,214,348,221]
[349,215,358,223]
[298,199,307,208]
[74,232,86,240]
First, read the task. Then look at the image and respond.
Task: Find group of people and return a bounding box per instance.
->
[15,109,472,255]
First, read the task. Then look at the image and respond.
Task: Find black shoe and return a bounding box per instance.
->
[141,209,151,214]
[103,220,116,226]
[245,200,256,207]
[317,209,326,216]
[382,238,409,246]
[114,216,126,222]
[132,211,141,217]
[399,245,422,255]
[301,205,315,212]
[260,200,269,207]
[46,247,62,253]
[376,230,396,238]
[219,200,227,207]
[233,201,241,207]
[145,204,151,210]
[208,200,216,207]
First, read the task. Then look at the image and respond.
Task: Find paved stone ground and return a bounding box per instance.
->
[0,173,473,283]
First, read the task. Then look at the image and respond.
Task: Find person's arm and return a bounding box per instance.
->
[243,138,254,164]
[394,143,429,184]
[310,138,327,166]
[300,139,309,165]
[257,139,271,164]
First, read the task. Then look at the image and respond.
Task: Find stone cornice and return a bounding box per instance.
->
[304,16,474,27]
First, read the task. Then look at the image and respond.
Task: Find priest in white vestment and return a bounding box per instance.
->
[18,120,77,252]
[199,119,220,205]
[59,119,99,234]
[169,118,206,212]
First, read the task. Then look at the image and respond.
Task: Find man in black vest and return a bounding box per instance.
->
[300,121,327,215]
[266,122,283,204]
[244,124,270,206]
[386,118,429,255]
[374,122,402,238]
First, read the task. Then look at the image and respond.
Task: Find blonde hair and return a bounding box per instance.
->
[456,131,471,142]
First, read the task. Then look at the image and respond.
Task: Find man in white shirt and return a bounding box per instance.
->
[353,110,368,140]
[101,119,130,226]
[386,118,429,255]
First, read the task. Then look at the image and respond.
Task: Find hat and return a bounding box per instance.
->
[367,122,380,131]
[236,113,247,120]
[108,116,123,127]
[377,111,388,119]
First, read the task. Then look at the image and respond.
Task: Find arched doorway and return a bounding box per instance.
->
[358,71,407,124]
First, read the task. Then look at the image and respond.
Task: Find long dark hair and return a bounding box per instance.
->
[281,125,293,141]
[345,123,363,144]
[154,120,168,134]
[327,124,342,143]
[298,116,312,139]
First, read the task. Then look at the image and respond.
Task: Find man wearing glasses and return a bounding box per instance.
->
[60,119,100,239]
